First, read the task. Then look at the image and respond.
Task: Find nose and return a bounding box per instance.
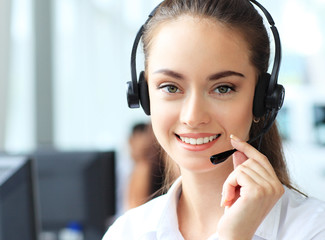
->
[180,91,211,128]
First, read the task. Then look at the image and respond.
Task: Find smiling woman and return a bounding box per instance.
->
[103,0,325,239]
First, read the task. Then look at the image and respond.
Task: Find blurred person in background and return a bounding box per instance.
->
[126,122,166,209]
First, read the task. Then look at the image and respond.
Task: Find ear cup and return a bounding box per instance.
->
[126,81,140,108]
[138,71,151,115]
[266,84,285,111]
[253,73,270,118]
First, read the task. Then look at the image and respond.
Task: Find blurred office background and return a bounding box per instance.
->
[0,0,325,238]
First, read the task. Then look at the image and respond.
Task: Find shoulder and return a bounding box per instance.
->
[278,187,325,239]
[102,194,168,240]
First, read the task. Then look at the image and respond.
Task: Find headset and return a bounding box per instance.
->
[126,0,285,164]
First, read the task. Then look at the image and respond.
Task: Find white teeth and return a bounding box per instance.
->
[179,135,218,145]
[197,138,204,145]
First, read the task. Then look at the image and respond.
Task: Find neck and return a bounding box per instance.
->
[177,162,233,239]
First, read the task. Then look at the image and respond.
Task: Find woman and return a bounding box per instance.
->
[104,0,325,239]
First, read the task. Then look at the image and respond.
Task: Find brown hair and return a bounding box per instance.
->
[142,0,296,192]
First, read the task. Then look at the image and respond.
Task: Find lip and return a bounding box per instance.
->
[175,133,220,152]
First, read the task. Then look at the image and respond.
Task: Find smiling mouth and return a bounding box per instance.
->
[175,134,221,145]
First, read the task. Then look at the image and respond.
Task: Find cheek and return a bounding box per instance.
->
[149,90,178,146]
[231,105,253,139]
[232,99,254,139]
[215,94,254,140]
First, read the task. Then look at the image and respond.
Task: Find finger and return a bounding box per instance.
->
[243,158,276,181]
[233,151,248,169]
[230,134,274,171]
[236,161,273,187]
[222,157,275,206]
[221,168,258,207]
[222,163,284,208]
[240,159,285,199]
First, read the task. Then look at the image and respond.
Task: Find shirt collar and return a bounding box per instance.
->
[156,177,183,239]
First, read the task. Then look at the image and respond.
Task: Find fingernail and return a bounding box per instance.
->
[221,198,232,208]
[220,194,231,207]
[221,199,227,207]
[230,134,241,142]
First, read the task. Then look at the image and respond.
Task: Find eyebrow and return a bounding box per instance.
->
[153,69,184,79]
[208,71,245,80]
[153,69,245,80]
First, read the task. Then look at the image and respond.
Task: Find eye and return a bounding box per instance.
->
[214,85,233,94]
[159,84,180,93]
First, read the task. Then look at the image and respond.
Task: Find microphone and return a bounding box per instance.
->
[210,137,259,165]
[210,148,238,164]
[210,110,277,165]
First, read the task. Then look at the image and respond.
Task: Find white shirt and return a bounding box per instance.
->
[103,177,325,240]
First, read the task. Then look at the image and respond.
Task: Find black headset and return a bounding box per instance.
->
[126,0,285,131]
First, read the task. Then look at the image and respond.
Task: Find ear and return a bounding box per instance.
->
[138,71,151,115]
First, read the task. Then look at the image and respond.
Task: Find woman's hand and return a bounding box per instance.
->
[217,134,284,240]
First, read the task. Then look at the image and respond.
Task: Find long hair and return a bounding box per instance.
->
[142,0,295,191]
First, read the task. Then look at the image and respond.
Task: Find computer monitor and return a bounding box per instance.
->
[0,156,39,240]
[33,150,116,239]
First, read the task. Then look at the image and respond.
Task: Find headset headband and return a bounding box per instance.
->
[129,5,162,108]
[249,0,282,95]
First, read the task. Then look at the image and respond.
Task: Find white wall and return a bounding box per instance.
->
[0,0,11,149]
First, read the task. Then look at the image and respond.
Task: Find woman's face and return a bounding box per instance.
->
[147,16,257,173]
